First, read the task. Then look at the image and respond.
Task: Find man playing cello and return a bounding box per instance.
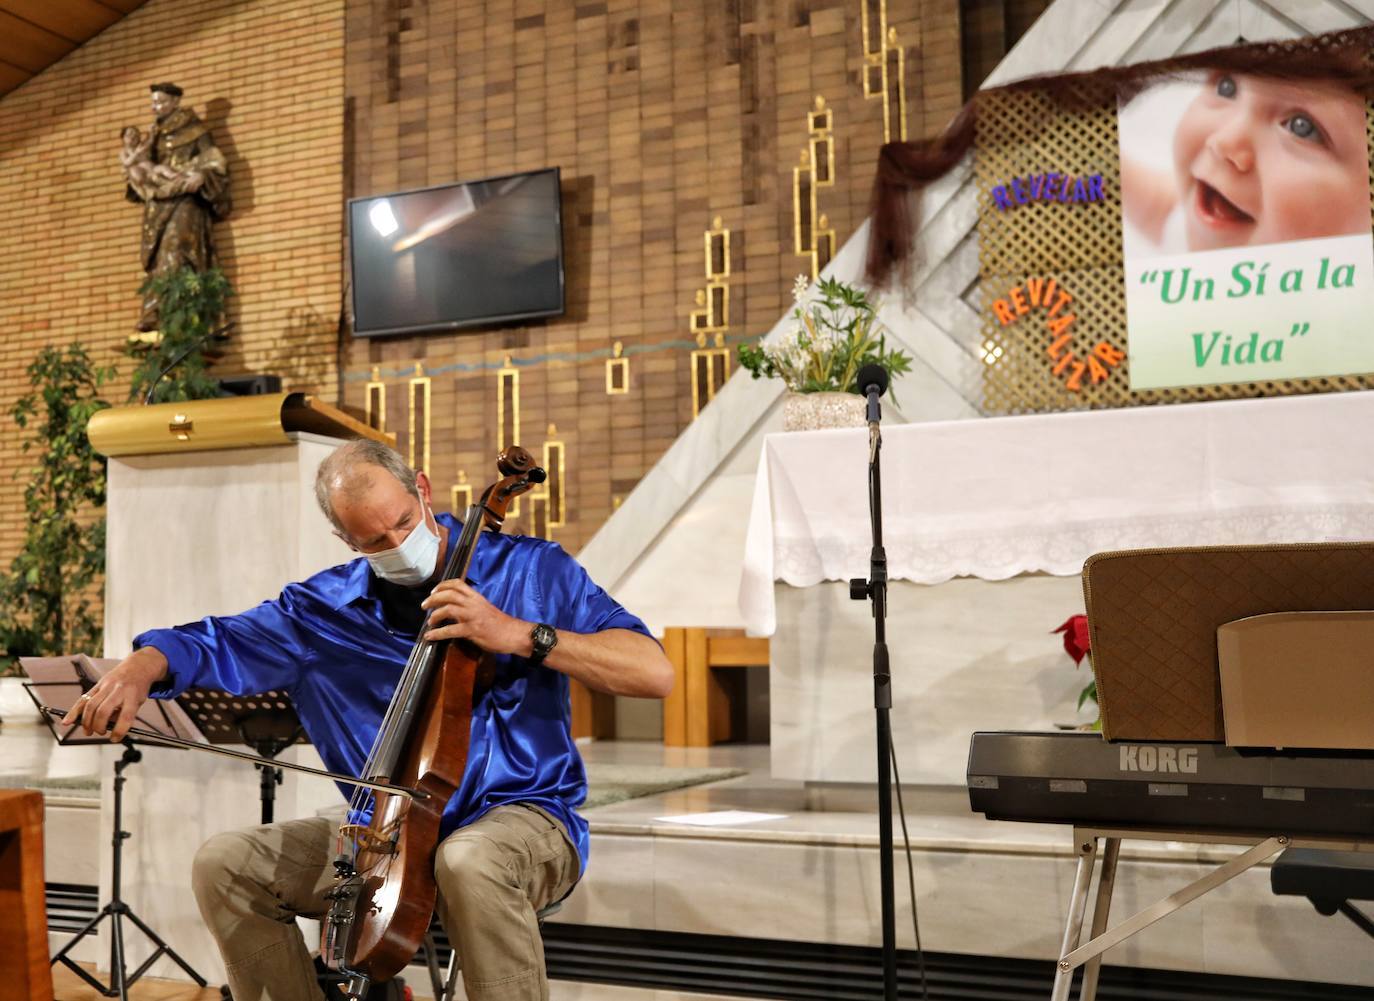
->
[64,440,674,1001]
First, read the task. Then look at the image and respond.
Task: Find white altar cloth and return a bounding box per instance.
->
[741,391,1374,635]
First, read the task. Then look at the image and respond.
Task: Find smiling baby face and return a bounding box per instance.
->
[1172,71,1370,251]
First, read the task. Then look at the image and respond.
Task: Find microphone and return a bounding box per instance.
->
[856,363,889,459]
[857,362,889,419]
[143,321,233,405]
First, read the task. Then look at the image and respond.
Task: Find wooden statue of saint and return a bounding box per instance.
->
[121,82,231,332]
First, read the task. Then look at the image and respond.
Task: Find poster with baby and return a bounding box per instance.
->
[1119,70,1374,390]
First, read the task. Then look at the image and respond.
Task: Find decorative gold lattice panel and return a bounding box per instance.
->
[975,83,1374,414]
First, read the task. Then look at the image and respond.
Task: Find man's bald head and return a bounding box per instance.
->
[315,439,420,535]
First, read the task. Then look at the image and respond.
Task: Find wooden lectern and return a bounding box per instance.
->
[0,789,52,1001]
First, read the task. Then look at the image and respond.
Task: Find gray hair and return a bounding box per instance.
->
[315,439,419,533]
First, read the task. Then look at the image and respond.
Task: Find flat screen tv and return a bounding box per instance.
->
[348,167,565,337]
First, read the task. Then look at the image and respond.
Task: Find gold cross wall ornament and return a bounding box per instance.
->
[860,0,907,143]
[688,217,733,417]
[451,471,472,513]
[407,362,431,474]
[690,331,731,418]
[521,423,566,539]
[793,97,837,280]
[365,366,386,433]
[496,356,521,518]
[606,340,629,394]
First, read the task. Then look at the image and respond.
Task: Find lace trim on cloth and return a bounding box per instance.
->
[772,504,1374,587]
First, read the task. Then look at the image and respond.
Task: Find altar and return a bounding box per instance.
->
[742,391,1374,786]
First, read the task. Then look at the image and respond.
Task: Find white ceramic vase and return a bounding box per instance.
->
[782,391,867,432]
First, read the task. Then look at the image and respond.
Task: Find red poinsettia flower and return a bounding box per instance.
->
[1052,614,1091,665]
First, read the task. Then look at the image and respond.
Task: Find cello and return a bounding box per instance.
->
[321,445,547,998]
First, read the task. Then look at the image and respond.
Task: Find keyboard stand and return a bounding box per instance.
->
[1050,825,1374,1001]
[1271,848,1374,943]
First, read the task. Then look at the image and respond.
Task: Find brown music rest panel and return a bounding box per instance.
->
[1083,542,1374,742]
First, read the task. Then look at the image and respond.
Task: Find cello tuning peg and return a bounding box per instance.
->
[497,445,537,476]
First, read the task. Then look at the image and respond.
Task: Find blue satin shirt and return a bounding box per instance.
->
[136,513,650,873]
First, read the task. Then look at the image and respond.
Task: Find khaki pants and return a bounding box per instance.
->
[191,804,580,1001]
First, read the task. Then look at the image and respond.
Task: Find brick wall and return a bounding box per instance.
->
[0,0,345,566]
[343,0,962,552]
[958,0,1052,101]
[0,0,975,570]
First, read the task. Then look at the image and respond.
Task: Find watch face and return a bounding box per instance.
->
[532,624,556,654]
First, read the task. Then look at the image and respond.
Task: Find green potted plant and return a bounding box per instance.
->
[127,266,232,403]
[738,275,912,431]
[0,345,113,721]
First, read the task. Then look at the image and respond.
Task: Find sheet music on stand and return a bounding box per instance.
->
[22,655,310,824]
[21,654,202,747]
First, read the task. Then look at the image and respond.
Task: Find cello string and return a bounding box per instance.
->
[343,502,484,858]
[326,471,540,970]
[350,510,469,793]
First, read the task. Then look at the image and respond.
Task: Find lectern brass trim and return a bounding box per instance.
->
[88,392,394,458]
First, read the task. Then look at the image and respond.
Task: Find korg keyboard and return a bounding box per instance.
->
[967,730,1374,838]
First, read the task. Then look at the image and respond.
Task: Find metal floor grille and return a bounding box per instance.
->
[539,924,1374,1001]
[48,887,1374,1000]
[46,882,99,935]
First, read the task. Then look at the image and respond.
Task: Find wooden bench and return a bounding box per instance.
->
[0,788,51,1001]
[662,628,769,746]
[569,680,615,740]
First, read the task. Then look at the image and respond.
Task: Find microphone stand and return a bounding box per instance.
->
[850,370,897,1001]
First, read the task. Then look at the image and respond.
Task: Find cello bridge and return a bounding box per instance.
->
[338,823,398,855]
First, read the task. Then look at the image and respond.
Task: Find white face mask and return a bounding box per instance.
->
[363,503,440,586]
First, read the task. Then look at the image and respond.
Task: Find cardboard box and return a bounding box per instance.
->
[1217,611,1374,750]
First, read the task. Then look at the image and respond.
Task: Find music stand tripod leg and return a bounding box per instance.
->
[1051,833,1099,1001]
[49,743,206,995]
[1078,837,1120,1001]
[1336,902,1374,942]
[112,901,129,1001]
[48,905,113,994]
[122,906,209,985]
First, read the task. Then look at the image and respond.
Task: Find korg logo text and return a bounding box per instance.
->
[1119,745,1198,774]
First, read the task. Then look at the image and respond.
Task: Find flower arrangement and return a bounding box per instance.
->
[738,275,912,399]
[1053,614,1100,730]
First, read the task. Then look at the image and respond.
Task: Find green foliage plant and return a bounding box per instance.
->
[0,345,114,675]
[738,275,913,401]
[128,266,233,404]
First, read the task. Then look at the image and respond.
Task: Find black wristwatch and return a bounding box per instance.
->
[529,623,558,665]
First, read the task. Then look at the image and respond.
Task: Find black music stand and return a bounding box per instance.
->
[21,656,206,1000]
[175,688,307,824]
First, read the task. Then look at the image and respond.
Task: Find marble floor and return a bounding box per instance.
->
[1,715,1049,854]
[573,735,1057,852]
[52,963,753,1001]
[11,715,1374,994]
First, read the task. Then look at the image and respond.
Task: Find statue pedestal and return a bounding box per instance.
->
[103,433,352,655]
